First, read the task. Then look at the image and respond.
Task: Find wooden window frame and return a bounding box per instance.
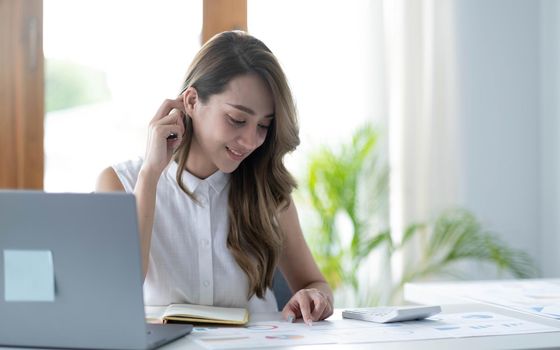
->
[0,0,245,189]
[203,0,247,44]
[0,0,44,189]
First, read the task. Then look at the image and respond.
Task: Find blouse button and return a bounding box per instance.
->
[203,280,210,287]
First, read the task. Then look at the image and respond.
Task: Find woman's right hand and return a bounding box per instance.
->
[142,97,186,176]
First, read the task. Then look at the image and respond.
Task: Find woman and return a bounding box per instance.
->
[96,31,333,325]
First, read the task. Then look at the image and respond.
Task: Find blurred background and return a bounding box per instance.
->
[1,0,559,307]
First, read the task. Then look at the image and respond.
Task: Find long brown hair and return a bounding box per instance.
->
[174,31,299,298]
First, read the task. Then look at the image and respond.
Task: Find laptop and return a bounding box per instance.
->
[0,191,192,349]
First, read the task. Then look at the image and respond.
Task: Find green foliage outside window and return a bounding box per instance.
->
[45,59,111,113]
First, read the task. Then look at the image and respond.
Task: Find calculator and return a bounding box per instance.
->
[342,305,441,323]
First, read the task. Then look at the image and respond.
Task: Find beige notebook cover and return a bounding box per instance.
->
[145,304,249,325]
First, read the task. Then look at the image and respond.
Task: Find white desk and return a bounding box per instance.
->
[0,303,558,349]
[404,278,560,313]
[160,304,560,350]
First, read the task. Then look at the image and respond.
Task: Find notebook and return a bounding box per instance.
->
[0,191,192,349]
[146,303,249,325]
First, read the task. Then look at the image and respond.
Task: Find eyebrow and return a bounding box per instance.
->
[226,103,275,119]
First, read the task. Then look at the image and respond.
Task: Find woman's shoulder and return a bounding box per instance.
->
[95,166,125,192]
[109,157,144,192]
[112,157,143,173]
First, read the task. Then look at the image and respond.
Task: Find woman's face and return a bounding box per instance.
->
[184,74,274,178]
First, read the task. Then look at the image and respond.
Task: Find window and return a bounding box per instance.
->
[248,0,386,172]
[44,0,202,191]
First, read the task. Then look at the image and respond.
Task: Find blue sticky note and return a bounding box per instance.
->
[4,250,55,302]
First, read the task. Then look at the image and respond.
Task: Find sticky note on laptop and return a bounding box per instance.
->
[4,250,55,302]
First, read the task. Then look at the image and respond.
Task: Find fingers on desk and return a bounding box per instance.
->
[283,289,332,326]
[310,292,329,321]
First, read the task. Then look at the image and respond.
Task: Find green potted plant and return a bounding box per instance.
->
[299,124,537,306]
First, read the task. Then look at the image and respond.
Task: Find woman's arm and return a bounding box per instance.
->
[277,197,334,324]
[95,97,186,280]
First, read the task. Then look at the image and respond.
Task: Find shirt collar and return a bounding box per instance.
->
[168,161,230,194]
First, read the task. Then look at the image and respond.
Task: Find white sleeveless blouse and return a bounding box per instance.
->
[112,158,278,313]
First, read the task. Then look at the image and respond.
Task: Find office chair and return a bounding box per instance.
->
[272,269,292,310]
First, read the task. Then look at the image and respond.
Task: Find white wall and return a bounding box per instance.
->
[539,0,560,277]
[453,0,557,276]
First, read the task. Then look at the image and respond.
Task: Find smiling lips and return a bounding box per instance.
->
[226,146,248,161]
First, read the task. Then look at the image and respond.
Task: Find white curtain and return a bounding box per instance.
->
[382,0,461,283]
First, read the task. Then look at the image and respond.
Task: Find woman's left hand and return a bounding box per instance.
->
[281,288,333,325]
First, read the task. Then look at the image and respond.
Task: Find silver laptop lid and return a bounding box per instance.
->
[0,191,148,349]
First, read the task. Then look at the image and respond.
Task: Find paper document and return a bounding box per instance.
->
[467,281,560,320]
[427,280,560,320]
[191,312,559,349]
[4,250,55,302]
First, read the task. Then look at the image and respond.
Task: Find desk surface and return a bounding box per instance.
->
[0,304,558,350]
[160,304,560,350]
